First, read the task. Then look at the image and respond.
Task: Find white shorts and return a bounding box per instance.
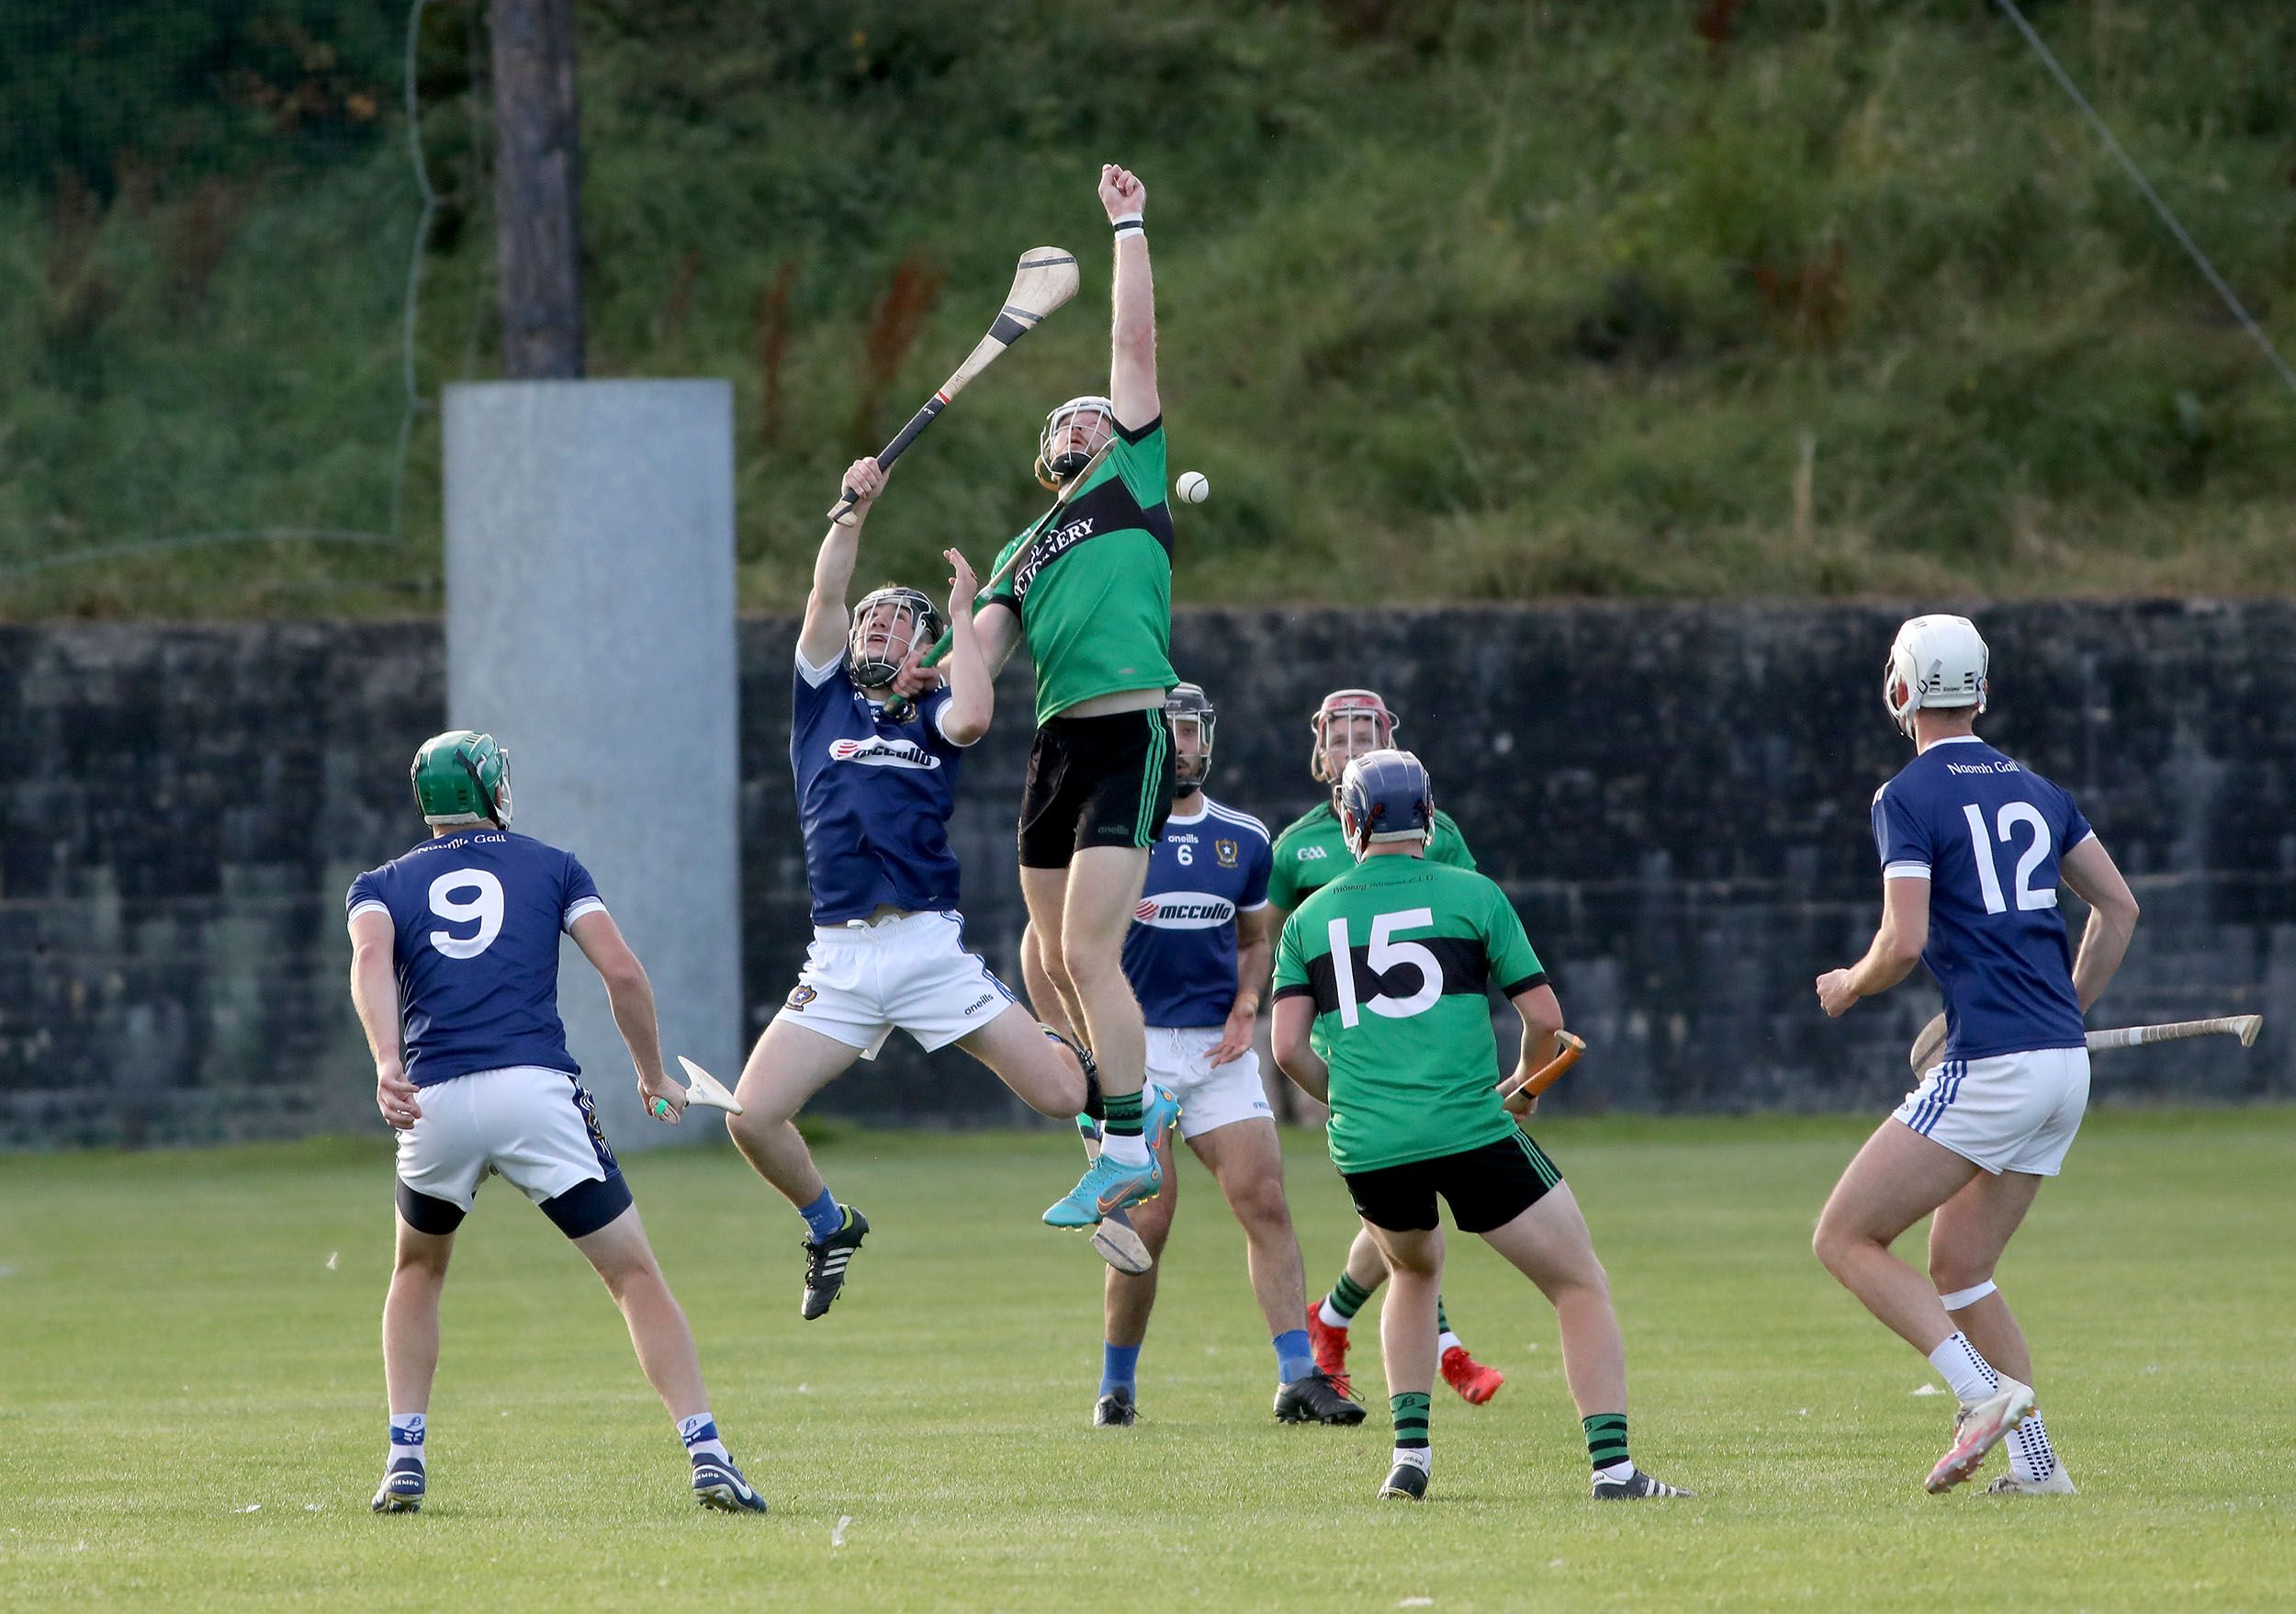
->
[1893,1046,2090,1177]
[774,910,1019,1058]
[1146,1024,1273,1142]
[395,1066,626,1236]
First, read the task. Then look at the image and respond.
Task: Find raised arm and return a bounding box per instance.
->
[568,909,687,1123]
[1100,164,1159,431]
[2059,834,2140,1011]
[938,548,993,745]
[349,907,420,1129]
[798,457,891,669]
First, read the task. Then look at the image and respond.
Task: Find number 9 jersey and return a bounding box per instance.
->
[1872,735,2092,1063]
[345,830,605,1088]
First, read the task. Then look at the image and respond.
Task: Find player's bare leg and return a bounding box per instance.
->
[957,1001,1089,1118]
[575,1206,766,1512]
[374,1216,453,1511]
[1019,921,1151,1273]
[1929,1168,2071,1493]
[726,1018,871,1319]
[1019,868,1089,1041]
[1194,1120,1307,1342]
[1362,1220,1441,1497]
[1315,1223,1503,1405]
[1480,1184,1692,1498]
[1095,1128,1177,1425]
[1814,1119,2035,1491]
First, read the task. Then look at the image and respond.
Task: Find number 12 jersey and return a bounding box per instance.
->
[346,830,604,1088]
[1872,734,2093,1063]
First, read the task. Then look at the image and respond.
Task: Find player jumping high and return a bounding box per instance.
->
[348,731,766,1516]
[1024,683,1363,1428]
[948,164,1182,1236]
[1813,615,2139,1495]
[1267,688,1504,1405]
[1272,749,1692,1502]
[720,457,1120,1322]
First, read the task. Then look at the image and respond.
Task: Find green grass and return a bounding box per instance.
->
[5,2,2296,614]
[3,1112,2291,1610]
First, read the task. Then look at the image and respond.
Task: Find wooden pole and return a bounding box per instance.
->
[490,0,584,378]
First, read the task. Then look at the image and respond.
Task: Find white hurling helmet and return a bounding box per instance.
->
[1883,615,1988,739]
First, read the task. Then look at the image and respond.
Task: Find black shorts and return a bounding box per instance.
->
[1343,1131,1563,1235]
[1018,707,1176,869]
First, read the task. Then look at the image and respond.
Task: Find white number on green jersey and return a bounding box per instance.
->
[1324,907,1443,1028]
[427,868,505,958]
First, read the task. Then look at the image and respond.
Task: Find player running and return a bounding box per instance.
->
[1266,688,1504,1405]
[347,731,766,1516]
[1024,683,1363,1428]
[720,457,1129,1324]
[1272,750,1692,1504]
[1812,615,2139,1495]
[940,164,1181,1237]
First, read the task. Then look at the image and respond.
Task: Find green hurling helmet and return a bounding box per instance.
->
[411,730,513,828]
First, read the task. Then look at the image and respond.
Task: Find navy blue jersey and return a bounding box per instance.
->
[345,830,603,1088]
[792,650,969,925]
[1872,735,2094,1062]
[1122,796,1273,1029]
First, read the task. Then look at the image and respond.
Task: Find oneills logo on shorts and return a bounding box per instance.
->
[827,736,940,770]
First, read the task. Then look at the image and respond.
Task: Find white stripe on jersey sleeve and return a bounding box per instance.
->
[795,649,843,688]
[563,897,608,931]
[347,899,389,922]
[1883,862,1932,880]
[932,697,977,749]
[1201,799,1271,841]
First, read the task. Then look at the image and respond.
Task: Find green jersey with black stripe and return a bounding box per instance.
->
[1273,853,1547,1173]
[985,417,1176,726]
[1266,800,1475,914]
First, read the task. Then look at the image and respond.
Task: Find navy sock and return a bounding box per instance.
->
[797,1187,843,1242]
[1274,1328,1315,1384]
[1100,1342,1141,1396]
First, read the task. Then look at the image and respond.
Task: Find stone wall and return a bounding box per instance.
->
[5,601,2289,1146]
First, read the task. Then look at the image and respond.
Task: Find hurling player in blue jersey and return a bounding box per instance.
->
[1812,616,2140,1496]
[1025,683,1363,1428]
[721,457,1122,1322]
[347,731,766,1517]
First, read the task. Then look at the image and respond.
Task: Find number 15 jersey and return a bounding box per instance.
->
[346,830,604,1088]
[1872,734,2093,1063]
[1274,856,1548,1174]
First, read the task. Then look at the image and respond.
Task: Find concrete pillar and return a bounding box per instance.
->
[444,379,738,1149]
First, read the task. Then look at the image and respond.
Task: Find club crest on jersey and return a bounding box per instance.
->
[786,984,817,1009]
[1214,838,1239,868]
[827,735,940,770]
[1133,892,1235,931]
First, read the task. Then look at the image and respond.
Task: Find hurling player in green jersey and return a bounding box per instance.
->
[958,164,1182,1236]
[1267,689,1503,1405]
[1272,750,1693,1504]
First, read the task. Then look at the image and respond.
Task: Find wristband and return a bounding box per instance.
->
[1111,214,1144,237]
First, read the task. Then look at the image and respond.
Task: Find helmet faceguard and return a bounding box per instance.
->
[1883,615,1989,740]
[1165,682,1216,790]
[1338,748,1435,859]
[1034,395,1115,490]
[411,730,513,829]
[1310,688,1399,785]
[848,586,946,693]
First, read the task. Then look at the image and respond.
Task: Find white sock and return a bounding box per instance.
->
[1098,1132,1152,1168]
[2009,1409,2058,1481]
[1437,1330,1463,1356]
[1927,1332,2001,1405]
[1595,1458,1636,1482]
[1317,1297,1352,1331]
[678,1412,729,1463]
[388,1411,426,1468]
[1390,1446,1431,1474]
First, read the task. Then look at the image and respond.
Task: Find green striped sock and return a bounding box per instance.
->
[1390,1392,1432,1450]
[1584,1412,1630,1472]
[1328,1271,1373,1322]
[1102,1089,1144,1140]
[1435,1295,1451,1335]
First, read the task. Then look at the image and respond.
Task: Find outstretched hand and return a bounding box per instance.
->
[944,548,978,617]
[1099,164,1146,221]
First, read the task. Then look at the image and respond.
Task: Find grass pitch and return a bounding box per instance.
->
[3,1111,2290,1611]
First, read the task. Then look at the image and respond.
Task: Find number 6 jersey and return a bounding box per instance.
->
[345,830,605,1088]
[1274,856,1548,1173]
[1871,734,2092,1063]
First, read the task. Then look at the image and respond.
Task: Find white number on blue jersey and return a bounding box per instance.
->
[427,868,506,958]
[1325,908,1442,1028]
[1960,803,2056,914]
